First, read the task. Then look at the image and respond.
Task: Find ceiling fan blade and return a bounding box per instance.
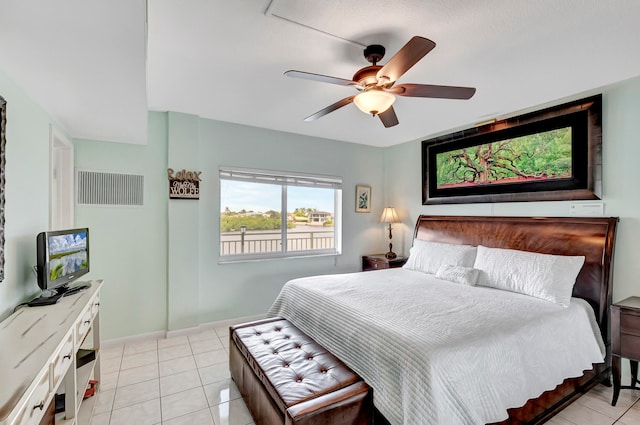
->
[285,70,357,87]
[378,106,399,128]
[388,83,476,100]
[376,36,436,85]
[304,96,356,121]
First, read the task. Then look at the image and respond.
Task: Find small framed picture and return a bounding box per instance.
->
[355,185,371,213]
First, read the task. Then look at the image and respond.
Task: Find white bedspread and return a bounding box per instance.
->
[268,268,605,425]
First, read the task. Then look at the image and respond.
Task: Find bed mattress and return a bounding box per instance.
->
[268,268,605,425]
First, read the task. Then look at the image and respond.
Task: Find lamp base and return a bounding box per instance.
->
[385,241,396,259]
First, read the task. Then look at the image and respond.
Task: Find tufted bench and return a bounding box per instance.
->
[230,317,372,425]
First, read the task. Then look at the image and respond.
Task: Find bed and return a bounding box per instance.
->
[268,215,618,425]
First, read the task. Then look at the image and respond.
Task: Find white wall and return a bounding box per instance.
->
[0,69,55,320]
[384,75,640,304]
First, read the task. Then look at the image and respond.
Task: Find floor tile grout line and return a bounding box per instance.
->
[612,396,640,424]
[578,404,627,424]
[583,387,640,425]
[158,372,164,425]
[193,348,208,407]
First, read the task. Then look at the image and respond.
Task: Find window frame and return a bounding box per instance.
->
[219,167,342,263]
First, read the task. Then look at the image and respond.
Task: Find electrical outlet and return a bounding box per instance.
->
[569,203,604,216]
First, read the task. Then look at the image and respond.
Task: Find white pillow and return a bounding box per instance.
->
[435,264,480,286]
[473,245,585,306]
[403,240,477,275]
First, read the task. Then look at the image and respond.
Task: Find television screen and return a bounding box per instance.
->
[37,228,90,291]
[48,230,88,281]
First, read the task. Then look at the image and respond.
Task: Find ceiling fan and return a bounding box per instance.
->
[285,36,476,128]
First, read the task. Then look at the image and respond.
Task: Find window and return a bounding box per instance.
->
[219,167,342,261]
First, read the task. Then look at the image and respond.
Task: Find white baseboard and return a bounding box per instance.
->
[163,326,201,339]
[102,313,267,346]
[102,330,167,348]
[199,313,267,331]
[167,313,267,338]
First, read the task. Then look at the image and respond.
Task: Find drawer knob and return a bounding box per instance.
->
[64,353,72,360]
[84,320,91,325]
[33,401,44,411]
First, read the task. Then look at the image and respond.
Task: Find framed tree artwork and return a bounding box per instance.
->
[355,185,371,213]
[422,95,602,204]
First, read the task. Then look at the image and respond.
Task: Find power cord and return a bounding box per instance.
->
[13,265,44,312]
[13,302,29,313]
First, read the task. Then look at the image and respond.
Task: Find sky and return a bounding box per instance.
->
[220,180,335,213]
[49,232,87,255]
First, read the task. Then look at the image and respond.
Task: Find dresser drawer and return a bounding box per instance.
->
[14,370,51,425]
[90,293,100,317]
[51,331,74,390]
[620,334,640,360]
[362,255,408,272]
[621,313,640,336]
[364,257,387,270]
[76,305,94,347]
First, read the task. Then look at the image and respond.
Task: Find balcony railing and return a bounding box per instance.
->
[220,230,334,256]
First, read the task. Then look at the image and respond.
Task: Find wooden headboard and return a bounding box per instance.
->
[413,216,618,344]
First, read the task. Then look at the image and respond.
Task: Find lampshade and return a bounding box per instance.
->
[354,89,396,115]
[380,206,399,224]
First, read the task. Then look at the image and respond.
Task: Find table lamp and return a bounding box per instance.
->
[380,206,399,259]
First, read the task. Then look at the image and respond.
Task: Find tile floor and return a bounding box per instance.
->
[91,326,253,425]
[90,324,640,425]
[546,384,640,425]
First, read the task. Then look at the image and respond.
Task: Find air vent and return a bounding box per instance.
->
[77,170,144,206]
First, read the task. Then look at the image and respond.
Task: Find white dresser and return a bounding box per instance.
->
[0,280,102,425]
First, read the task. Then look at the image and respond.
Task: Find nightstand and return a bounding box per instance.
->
[611,296,640,406]
[362,254,408,272]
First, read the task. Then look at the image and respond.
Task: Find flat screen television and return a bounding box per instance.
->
[36,228,90,293]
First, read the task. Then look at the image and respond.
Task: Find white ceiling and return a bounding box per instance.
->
[1,1,639,147]
[0,0,148,144]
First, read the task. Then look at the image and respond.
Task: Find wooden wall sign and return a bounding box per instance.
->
[168,168,201,199]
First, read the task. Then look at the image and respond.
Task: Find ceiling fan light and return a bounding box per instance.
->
[354,90,396,116]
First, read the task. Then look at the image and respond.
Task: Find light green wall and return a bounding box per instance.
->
[193,118,385,325]
[73,113,169,339]
[167,112,200,330]
[5,71,638,339]
[0,69,53,321]
[384,75,640,304]
[72,76,640,340]
[75,112,386,338]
